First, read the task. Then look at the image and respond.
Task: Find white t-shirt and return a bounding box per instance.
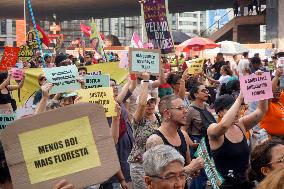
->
[237,58,250,76]
[218,75,231,85]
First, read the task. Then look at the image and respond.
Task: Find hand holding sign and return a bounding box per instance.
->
[52,180,74,189]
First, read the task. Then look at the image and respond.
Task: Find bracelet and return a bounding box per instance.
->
[119,178,125,182]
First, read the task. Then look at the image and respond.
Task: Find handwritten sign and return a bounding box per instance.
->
[0,47,20,70]
[77,87,116,117]
[240,72,273,103]
[85,74,110,89]
[0,103,120,189]
[18,44,34,62]
[43,65,80,94]
[142,0,174,54]
[88,71,102,75]
[0,110,16,131]
[129,48,161,75]
[195,137,224,189]
[11,68,24,81]
[186,61,203,75]
[119,50,129,69]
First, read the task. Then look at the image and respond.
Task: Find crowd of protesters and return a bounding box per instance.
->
[0,33,284,189]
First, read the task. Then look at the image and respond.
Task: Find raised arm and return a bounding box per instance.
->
[133,72,150,123]
[204,74,220,84]
[110,104,121,144]
[207,94,243,138]
[272,68,282,94]
[34,82,53,114]
[241,99,268,131]
[0,71,11,90]
[152,69,166,89]
[116,75,137,104]
[7,74,26,91]
[178,69,189,99]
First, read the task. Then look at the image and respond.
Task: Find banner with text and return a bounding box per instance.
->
[129,48,161,75]
[43,65,80,94]
[195,137,224,189]
[240,72,273,103]
[142,0,174,54]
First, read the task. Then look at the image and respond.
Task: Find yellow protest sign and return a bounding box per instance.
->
[0,103,120,189]
[19,116,101,184]
[186,58,204,75]
[12,62,128,107]
[77,87,116,117]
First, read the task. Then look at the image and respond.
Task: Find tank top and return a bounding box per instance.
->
[211,125,250,180]
[154,129,187,161]
[0,87,11,104]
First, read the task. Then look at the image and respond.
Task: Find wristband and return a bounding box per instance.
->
[143,80,149,82]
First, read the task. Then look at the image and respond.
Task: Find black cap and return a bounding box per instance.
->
[214,94,236,114]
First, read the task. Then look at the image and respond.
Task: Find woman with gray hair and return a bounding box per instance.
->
[143,145,203,189]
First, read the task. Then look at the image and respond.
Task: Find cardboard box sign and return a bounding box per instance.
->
[0,103,120,189]
[129,48,161,76]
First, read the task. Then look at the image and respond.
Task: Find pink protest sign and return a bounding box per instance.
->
[240,72,273,103]
[11,68,24,81]
[119,51,129,68]
[0,47,20,70]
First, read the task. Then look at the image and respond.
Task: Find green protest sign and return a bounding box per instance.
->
[0,110,17,130]
[194,137,224,189]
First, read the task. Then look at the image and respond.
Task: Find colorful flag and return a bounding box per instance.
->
[80,23,91,37]
[130,32,144,48]
[89,20,106,61]
[36,24,50,46]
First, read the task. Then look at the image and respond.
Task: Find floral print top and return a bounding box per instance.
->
[128,117,159,163]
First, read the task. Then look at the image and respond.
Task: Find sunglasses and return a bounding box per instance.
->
[39,77,46,81]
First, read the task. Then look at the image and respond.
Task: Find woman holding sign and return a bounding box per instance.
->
[207,93,268,188]
[0,70,25,111]
[128,72,160,189]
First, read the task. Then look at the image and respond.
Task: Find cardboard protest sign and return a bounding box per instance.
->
[142,0,174,54]
[119,50,129,69]
[240,72,273,103]
[18,44,34,62]
[11,68,24,81]
[195,137,224,189]
[186,61,203,75]
[43,65,80,94]
[0,110,16,131]
[0,47,20,70]
[77,87,116,117]
[85,74,110,89]
[0,103,120,189]
[129,48,161,75]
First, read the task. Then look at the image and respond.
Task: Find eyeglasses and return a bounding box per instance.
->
[267,155,284,165]
[199,89,209,93]
[39,77,46,82]
[170,105,188,111]
[85,56,91,59]
[149,171,189,182]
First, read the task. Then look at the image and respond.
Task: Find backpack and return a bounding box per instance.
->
[191,106,216,136]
